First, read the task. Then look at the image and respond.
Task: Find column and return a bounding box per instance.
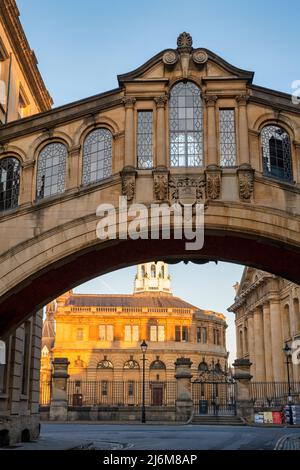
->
[204,95,218,167]
[66,145,81,190]
[154,95,168,167]
[253,307,266,381]
[236,94,250,165]
[263,303,274,381]
[19,160,34,205]
[174,357,193,422]
[247,313,256,379]
[233,358,254,423]
[269,300,285,382]
[123,97,136,168]
[50,358,70,421]
[236,324,242,358]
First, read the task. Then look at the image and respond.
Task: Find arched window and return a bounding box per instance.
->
[36,142,67,199]
[141,265,146,278]
[124,359,139,369]
[97,359,113,369]
[239,330,243,356]
[0,157,20,211]
[244,326,248,353]
[150,359,166,370]
[161,265,165,278]
[82,128,112,185]
[198,361,208,372]
[214,362,222,373]
[151,264,156,277]
[261,125,293,182]
[293,298,300,333]
[169,81,203,167]
[283,304,291,339]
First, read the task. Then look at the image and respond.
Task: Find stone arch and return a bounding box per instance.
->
[73,115,120,148]
[28,130,73,161]
[0,145,26,164]
[253,112,296,139]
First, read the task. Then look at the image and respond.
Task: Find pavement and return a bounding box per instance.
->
[4,422,300,450]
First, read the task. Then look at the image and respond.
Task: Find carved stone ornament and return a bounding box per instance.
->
[153,166,169,201]
[203,94,218,107]
[192,49,208,65]
[122,97,136,108]
[120,166,137,202]
[237,164,254,201]
[154,95,168,108]
[177,32,193,52]
[205,166,221,200]
[162,50,178,66]
[169,175,206,205]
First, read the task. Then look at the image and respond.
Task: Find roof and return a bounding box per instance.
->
[65,294,197,310]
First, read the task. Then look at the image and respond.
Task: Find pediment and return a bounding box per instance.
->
[118,32,254,85]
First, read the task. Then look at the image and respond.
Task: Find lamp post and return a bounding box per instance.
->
[283,342,294,425]
[140,339,148,423]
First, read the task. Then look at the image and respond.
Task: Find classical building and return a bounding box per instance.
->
[0,0,52,446]
[41,261,228,407]
[229,267,300,382]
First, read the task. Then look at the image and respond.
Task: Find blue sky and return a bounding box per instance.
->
[17,0,300,362]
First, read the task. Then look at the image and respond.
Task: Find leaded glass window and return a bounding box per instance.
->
[36,143,67,199]
[261,125,293,182]
[0,157,20,211]
[137,111,153,168]
[169,81,203,167]
[82,128,112,185]
[219,109,236,166]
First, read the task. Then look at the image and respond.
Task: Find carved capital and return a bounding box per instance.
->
[0,143,8,154]
[236,94,250,106]
[22,160,35,170]
[205,165,221,200]
[122,97,136,109]
[203,94,218,107]
[169,175,206,205]
[154,95,168,108]
[69,144,81,157]
[120,165,137,202]
[152,166,169,201]
[237,164,254,201]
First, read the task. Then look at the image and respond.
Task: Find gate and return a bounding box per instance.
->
[192,372,236,416]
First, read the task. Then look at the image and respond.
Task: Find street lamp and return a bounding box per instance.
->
[140,339,148,423]
[283,342,294,425]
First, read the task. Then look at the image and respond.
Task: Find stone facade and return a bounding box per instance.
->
[229,267,300,382]
[41,262,228,415]
[0,0,52,446]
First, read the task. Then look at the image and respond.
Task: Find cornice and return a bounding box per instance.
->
[0,0,53,111]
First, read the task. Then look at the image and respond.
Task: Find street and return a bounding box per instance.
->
[13,423,300,450]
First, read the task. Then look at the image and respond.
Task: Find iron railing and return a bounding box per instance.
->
[67,380,177,407]
[191,381,236,415]
[250,381,300,408]
[39,380,51,406]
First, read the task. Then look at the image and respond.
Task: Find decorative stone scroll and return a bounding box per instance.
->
[120,165,137,202]
[152,166,169,202]
[237,164,254,201]
[205,165,221,200]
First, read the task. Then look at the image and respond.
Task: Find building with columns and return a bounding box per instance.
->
[41,262,228,406]
[0,0,52,446]
[229,267,300,382]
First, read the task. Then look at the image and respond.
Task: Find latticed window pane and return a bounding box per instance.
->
[261,125,293,182]
[137,111,153,168]
[0,157,20,211]
[82,128,112,185]
[169,81,203,167]
[36,143,67,199]
[219,109,236,166]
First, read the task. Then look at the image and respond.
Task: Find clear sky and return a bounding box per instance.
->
[17,0,300,363]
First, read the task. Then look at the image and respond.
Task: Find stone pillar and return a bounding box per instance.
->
[123,97,136,167]
[247,313,256,379]
[263,303,274,381]
[19,160,34,205]
[253,307,266,381]
[66,145,81,190]
[50,358,70,421]
[236,94,250,165]
[233,358,254,423]
[270,300,285,381]
[204,94,218,167]
[174,357,193,422]
[154,95,168,167]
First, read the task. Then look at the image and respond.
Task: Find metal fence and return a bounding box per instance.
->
[191,381,236,415]
[40,380,51,406]
[250,381,300,408]
[67,380,177,407]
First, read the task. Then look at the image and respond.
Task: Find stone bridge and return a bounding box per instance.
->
[0,32,300,335]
